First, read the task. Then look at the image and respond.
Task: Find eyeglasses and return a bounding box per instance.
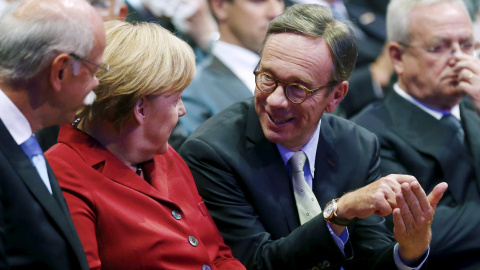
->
[253,70,337,104]
[399,40,478,57]
[69,53,110,73]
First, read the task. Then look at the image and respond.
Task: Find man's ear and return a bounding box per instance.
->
[50,53,70,92]
[389,42,405,76]
[133,97,146,125]
[210,0,229,22]
[325,81,348,113]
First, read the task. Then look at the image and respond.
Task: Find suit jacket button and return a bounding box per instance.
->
[202,265,211,270]
[311,266,320,270]
[323,260,331,268]
[172,210,181,220]
[189,236,198,247]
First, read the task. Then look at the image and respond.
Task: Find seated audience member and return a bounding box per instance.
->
[179,4,447,270]
[352,0,480,268]
[0,0,105,269]
[45,20,245,270]
[35,0,129,152]
[169,0,285,149]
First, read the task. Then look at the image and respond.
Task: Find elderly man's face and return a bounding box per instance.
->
[254,33,344,151]
[395,1,474,110]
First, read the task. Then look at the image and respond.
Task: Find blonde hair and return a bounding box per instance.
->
[77,20,196,131]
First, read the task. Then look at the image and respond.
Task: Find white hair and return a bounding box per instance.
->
[0,0,95,84]
[387,0,470,43]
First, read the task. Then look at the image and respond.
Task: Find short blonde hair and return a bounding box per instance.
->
[77,20,196,130]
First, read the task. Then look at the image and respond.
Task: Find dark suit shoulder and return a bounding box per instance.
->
[323,112,380,144]
[187,98,251,140]
[350,100,392,132]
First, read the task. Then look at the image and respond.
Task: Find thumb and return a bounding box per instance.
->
[427,182,448,210]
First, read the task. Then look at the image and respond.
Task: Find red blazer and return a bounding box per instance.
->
[45,125,244,270]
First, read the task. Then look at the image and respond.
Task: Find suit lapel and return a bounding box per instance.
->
[101,150,174,203]
[0,120,87,268]
[244,101,299,231]
[312,115,341,207]
[460,98,480,188]
[208,56,253,100]
[385,92,470,202]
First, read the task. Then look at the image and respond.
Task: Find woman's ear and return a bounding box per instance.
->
[133,97,146,125]
[325,81,348,113]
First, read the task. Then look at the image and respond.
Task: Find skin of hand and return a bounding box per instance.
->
[393,181,448,264]
[370,42,395,88]
[450,52,480,115]
[329,174,448,264]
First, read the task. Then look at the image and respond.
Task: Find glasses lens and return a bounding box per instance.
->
[256,73,276,93]
[285,84,306,103]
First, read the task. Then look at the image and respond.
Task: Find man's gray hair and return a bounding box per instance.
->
[387,0,470,44]
[0,1,95,85]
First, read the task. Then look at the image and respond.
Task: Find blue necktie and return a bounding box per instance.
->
[20,135,52,194]
[441,114,464,145]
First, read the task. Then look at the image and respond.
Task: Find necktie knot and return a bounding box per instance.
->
[290,151,307,173]
[21,135,43,158]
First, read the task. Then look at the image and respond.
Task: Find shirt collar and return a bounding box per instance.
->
[212,40,260,94]
[0,89,32,145]
[277,120,321,176]
[393,83,461,120]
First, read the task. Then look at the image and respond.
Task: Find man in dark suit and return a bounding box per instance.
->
[179,4,447,270]
[169,0,285,149]
[0,0,106,269]
[352,0,480,268]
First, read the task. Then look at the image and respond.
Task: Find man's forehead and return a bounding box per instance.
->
[261,34,333,86]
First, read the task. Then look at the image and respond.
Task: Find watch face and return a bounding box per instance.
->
[323,201,335,219]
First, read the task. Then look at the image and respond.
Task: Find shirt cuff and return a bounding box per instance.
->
[326,222,349,252]
[393,243,429,270]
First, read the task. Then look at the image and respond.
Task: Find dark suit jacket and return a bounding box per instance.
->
[179,98,402,270]
[0,120,89,270]
[352,91,480,269]
[169,55,253,149]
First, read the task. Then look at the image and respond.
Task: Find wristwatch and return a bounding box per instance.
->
[323,199,354,226]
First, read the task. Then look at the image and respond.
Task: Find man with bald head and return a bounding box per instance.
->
[0,0,106,269]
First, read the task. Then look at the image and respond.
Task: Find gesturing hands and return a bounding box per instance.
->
[333,174,448,264]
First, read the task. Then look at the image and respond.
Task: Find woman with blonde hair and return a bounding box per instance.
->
[45,20,245,270]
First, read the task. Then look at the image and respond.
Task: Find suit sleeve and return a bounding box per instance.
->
[47,153,101,270]
[180,136,399,270]
[373,130,480,264]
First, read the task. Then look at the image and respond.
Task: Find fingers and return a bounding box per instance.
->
[396,184,417,230]
[391,174,417,185]
[427,182,448,210]
[392,207,406,236]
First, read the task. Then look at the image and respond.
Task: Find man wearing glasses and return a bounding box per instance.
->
[180,4,447,270]
[352,0,480,268]
[0,0,106,269]
[35,0,126,152]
